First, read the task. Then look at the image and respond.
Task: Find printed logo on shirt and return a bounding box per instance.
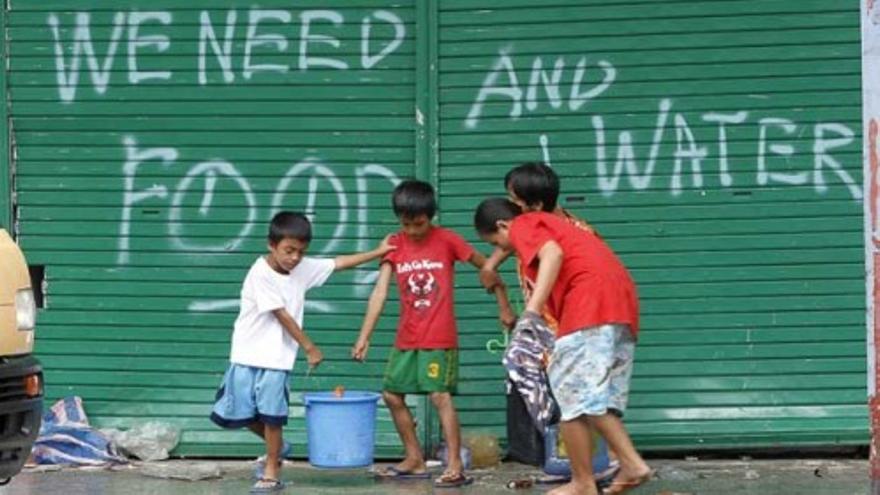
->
[397,258,445,312]
[396,259,444,273]
[406,272,438,310]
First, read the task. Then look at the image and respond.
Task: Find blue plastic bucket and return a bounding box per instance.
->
[543,424,613,480]
[304,391,381,468]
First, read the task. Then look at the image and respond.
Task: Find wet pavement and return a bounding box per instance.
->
[0,458,869,494]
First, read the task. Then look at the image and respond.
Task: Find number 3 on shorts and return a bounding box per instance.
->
[427,362,440,379]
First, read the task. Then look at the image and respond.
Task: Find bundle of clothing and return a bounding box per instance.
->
[503,314,559,433]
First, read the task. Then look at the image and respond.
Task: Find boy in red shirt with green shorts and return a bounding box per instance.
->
[351,180,513,489]
[474,198,652,495]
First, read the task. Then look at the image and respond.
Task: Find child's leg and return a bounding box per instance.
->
[248,421,289,455]
[382,391,426,472]
[589,414,651,486]
[248,422,265,439]
[261,424,283,481]
[548,416,598,495]
[429,392,463,473]
[548,325,648,494]
[250,367,291,482]
[592,326,651,492]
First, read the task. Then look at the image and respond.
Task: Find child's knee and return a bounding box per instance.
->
[429,392,452,409]
[263,422,282,432]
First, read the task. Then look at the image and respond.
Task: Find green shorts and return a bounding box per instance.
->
[382,348,459,394]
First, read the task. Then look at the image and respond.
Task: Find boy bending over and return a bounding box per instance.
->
[474,199,651,495]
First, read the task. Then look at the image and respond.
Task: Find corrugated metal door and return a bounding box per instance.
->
[437,1,866,449]
[6,0,868,455]
[8,1,419,456]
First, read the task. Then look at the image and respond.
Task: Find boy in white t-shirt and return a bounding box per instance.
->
[210,211,394,493]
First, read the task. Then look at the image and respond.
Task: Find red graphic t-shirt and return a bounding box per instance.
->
[509,212,639,339]
[383,226,474,349]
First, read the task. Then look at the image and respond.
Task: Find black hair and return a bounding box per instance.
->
[268,211,312,244]
[474,198,522,235]
[392,180,437,219]
[503,161,560,212]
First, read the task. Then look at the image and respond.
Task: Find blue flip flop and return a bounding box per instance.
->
[250,478,285,493]
[373,466,432,480]
[253,441,292,480]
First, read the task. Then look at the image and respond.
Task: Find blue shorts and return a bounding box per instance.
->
[548,324,635,421]
[210,363,290,428]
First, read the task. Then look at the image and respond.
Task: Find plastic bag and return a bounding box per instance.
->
[465,433,501,469]
[435,442,471,470]
[101,422,180,461]
[32,397,127,466]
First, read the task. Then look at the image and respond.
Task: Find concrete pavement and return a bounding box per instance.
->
[0,458,868,494]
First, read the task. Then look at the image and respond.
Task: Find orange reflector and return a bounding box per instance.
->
[23,374,41,397]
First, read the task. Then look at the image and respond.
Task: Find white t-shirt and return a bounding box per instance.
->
[230,256,335,371]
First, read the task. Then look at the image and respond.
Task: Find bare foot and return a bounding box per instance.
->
[446,459,463,475]
[374,458,429,480]
[263,460,280,484]
[602,466,653,495]
[393,457,427,475]
[548,480,599,495]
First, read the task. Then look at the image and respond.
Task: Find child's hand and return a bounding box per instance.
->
[499,305,516,331]
[351,337,370,362]
[376,234,397,256]
[518,310,545,327]
[306,346,324,369]
[479,268,502,292]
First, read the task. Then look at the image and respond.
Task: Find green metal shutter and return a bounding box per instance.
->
[8,1,418,456]
[437,1,866,449]
[5,0,868,457]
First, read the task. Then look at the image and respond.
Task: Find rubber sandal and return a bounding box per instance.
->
[602,469,654,495]
[534,474,571,485]
[250,478,285,493]
[434,471,474,488]
[595,462,621,489]
[253,442,292,480]
[373,466,432,480]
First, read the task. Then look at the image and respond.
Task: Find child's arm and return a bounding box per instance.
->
[351,262,394,361]
[478,247,512,292]
[468,252,516,330]
[272,308,323,369]
[524,240,563,315]
[333,235,396,271]
[493,283,516,330]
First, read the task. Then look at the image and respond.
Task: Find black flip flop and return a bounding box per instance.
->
[434,472,474,488]
[534,474,571,485]
[373,466,432,480]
